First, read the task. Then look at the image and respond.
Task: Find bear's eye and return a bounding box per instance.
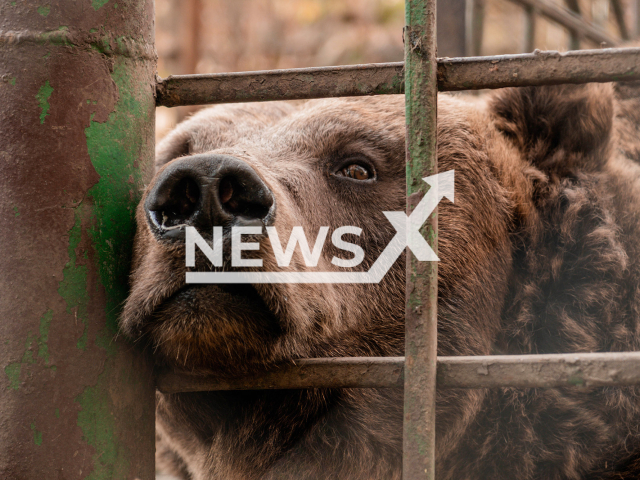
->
[335,163,375,181]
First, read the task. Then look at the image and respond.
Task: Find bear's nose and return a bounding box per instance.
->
[144,154,275,240]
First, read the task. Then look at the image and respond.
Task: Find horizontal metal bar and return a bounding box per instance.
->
[156,63,404,107]
[507,0,619,46]
[156,351,640,393]
[438,47,640,90]
[155,48,640,106]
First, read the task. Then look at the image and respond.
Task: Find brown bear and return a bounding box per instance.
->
[121,82,640,480]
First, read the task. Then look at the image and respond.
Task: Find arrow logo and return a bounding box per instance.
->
[186,170,455,284]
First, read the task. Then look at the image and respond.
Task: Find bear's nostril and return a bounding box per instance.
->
[218,175,272,221]
[219,177,234,205]
[149,176,200,230]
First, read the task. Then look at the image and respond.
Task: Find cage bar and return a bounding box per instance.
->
[564,0,583,49]
[403,0,439,478]
[611,0,631,40]
[156,62,405,107]
[156,47,640,107]
[438,48,640,89]
[507,0,619,45]
[156,351,640,393]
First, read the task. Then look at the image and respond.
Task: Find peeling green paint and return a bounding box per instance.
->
[57,210,90,350]
[75,56,149,480]
[13,205,19,217]
[4,309,55,389]
[4,363,21,390]
[22,332,37,365]
[37,309,54,363]
[36,81,53,124]
[76,377,129,480]
[37,5,51,16]
[30,423,43,446]
[55,408,60,418]
[84,59,143,336]
[9,77,16,86]
[92,0,109,10]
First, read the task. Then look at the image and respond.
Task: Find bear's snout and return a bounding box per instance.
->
[144,153,276,241]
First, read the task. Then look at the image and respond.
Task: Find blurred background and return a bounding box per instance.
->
[155,0,640,140]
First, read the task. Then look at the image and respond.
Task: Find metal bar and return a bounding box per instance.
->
[156,47,640,106]
[182,0,202,75]
[0,1,156,479]
[437,0,467,57]
[404,0,438,477]
[468,0,485,56]
[156,352,640,393]
[611,0,631,40]
[438,48,640,90]
[524,5,537,52]
[564,0,582,50]
[507,0,619,45]
[156,62,405,107]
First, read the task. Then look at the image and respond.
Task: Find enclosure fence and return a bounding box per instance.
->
[155,0,640,478]
[3,0,640,478]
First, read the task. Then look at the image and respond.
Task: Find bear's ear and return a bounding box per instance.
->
[155,127,192,172]
[489,83,613,176]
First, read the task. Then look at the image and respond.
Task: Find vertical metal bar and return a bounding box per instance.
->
[437,0,467,57]
[467,0,485,56]
[183,0,203,75]
[564,0,582,50]
[177,0,203,121]
[611,0,631,39]
[0,1,156,479]
[525,5,537,52]
[404,0,438,478]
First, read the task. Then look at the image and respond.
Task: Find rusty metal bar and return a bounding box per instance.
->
[156,62,405,107]
[468,0,485,56]
[564,0,582,50]
[507,0,619,45]
[437,0,467,57]
[404,0,438,478]
[156,352,640,393]
[157,357,405,393]
[524,5,537,52]
[0,1,156,478]
[611,0,631,40]
[438,48,640,90]
[156,47,640,106]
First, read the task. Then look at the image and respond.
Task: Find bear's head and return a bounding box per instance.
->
[121,83,617,374]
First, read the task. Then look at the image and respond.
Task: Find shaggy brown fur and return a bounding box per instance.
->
[122,83,640,479]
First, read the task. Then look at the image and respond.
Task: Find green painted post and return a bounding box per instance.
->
[403,0,438,478]
[0,1,156,478]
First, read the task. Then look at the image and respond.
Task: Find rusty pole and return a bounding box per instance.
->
[404,0,438,478]
[0,1,156,479]
[157,47,640,106]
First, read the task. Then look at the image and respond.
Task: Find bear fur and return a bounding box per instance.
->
[121,82,640,479]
